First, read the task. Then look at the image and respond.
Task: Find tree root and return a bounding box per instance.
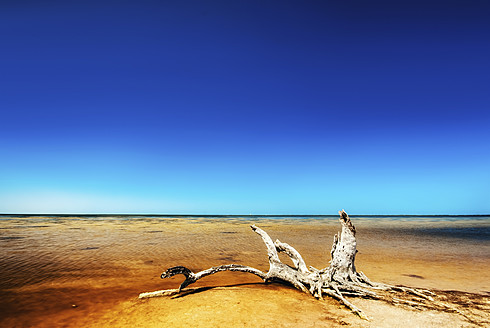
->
[139,210,488,324]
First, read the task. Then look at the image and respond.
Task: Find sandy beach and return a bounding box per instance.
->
[1,216,489,327]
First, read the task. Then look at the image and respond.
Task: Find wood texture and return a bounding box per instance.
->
[140,210,483,323]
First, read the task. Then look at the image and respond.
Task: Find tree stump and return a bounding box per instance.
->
[139,210,489,324]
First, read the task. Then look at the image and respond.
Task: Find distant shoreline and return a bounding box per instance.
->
[1,213,489,217]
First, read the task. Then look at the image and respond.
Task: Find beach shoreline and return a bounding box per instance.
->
[1,216,489,327]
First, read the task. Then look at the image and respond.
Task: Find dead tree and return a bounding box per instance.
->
[139,210,486,322]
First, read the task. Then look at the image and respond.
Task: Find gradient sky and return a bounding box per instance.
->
[1,0,489,214]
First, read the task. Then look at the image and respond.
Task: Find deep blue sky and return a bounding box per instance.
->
[1,0,489,214]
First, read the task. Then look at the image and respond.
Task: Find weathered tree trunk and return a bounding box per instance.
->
[139,210,482,322]
[326,210,358,283]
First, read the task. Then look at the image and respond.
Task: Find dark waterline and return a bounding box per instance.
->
[1,215,489,241]
[1,214,489,219]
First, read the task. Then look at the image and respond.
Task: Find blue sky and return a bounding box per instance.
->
[1,0,489,214]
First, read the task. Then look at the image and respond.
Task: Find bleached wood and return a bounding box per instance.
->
[274,239,309,274]
[142,210,469,321]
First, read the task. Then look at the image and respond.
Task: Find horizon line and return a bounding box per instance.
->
[1,213,489,217]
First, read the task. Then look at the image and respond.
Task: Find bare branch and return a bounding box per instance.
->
[142,210,485,324]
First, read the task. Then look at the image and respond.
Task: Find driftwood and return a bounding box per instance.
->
[139,210,489,324]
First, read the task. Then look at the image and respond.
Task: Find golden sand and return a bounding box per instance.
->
[1,217,489,327]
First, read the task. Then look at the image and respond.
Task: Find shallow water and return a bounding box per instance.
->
[0,215,489,327]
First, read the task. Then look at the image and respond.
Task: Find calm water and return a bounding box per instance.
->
[1,215,489,327]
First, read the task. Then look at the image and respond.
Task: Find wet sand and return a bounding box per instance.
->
[1,216,489,327]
